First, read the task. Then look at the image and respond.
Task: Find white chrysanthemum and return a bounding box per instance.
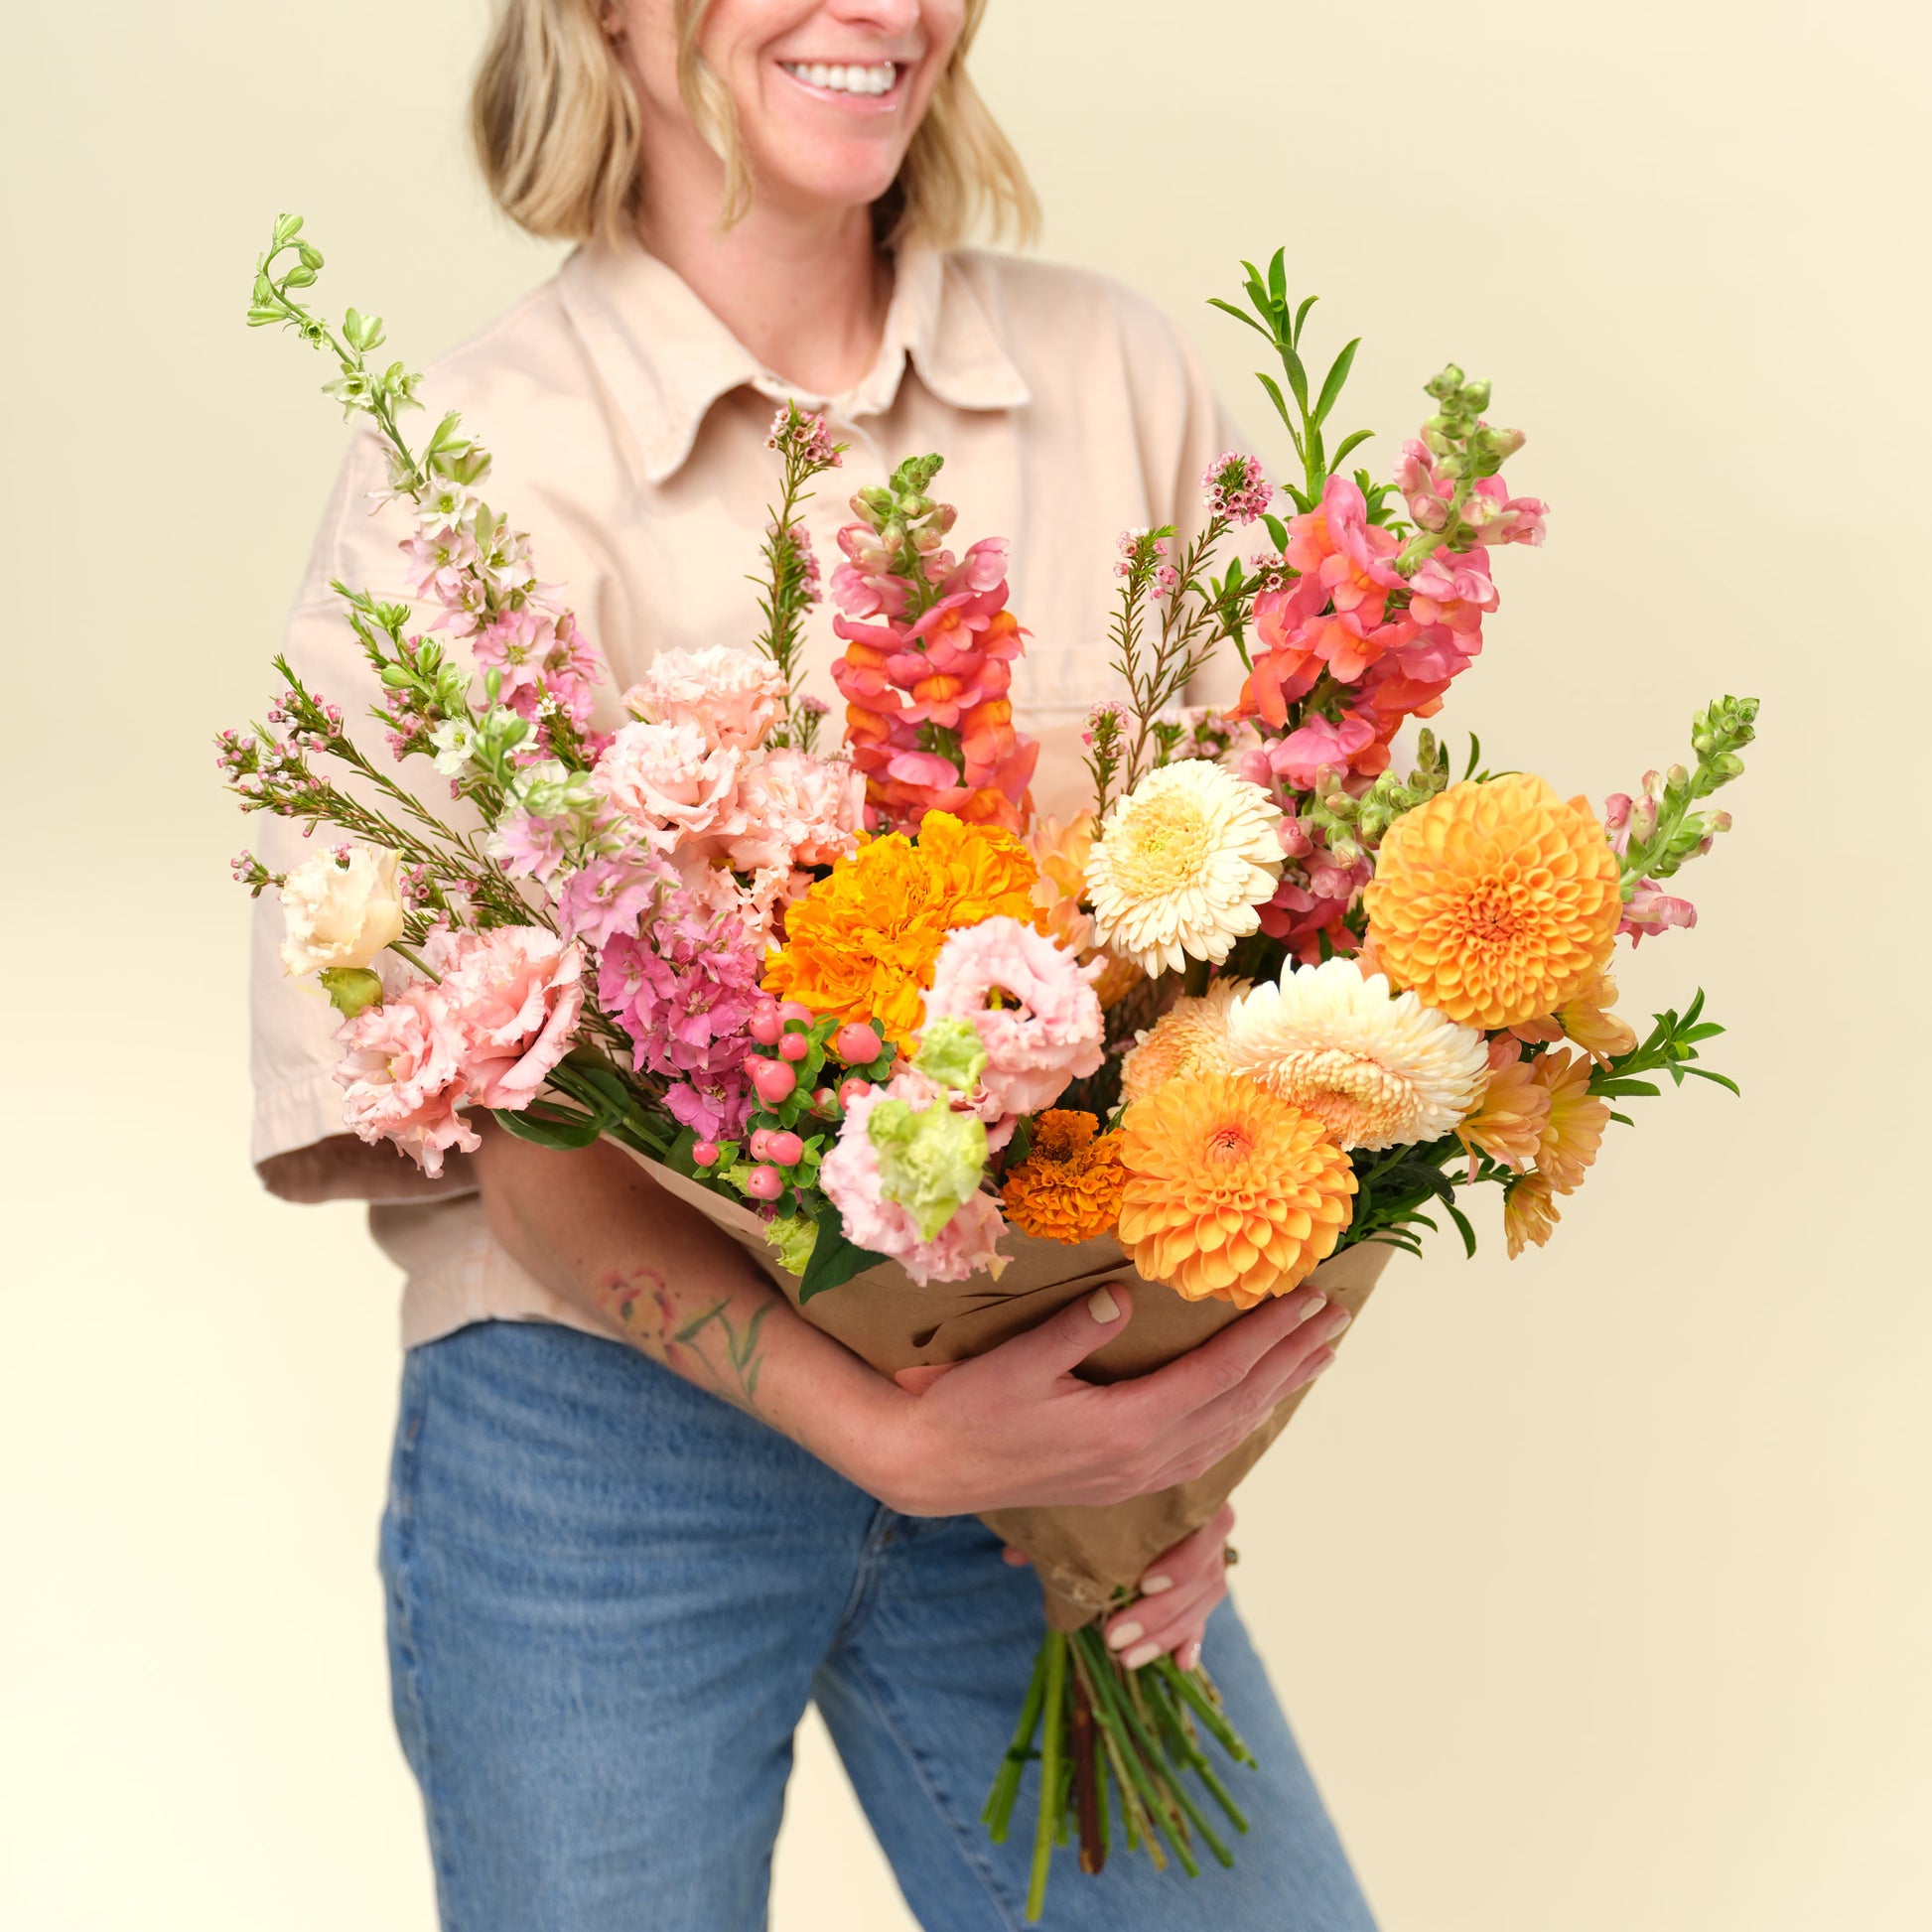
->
[1086,760,1284,975]
[1226,957,1488,1151]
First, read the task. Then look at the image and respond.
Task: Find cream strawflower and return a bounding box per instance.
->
[1118,976,1247,1106]
[1086,759,1284,975]
[1226,956,1488,1151]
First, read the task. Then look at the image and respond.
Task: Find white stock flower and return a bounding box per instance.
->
[278,842,407,978]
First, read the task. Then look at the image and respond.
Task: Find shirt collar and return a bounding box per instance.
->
[559,236,1032,486]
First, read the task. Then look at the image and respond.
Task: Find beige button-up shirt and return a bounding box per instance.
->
[250,237,1238,1347]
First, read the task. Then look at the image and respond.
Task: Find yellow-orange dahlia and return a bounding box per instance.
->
[1361,773,1622,1030]
[1118,977,1247,1106]
[1001,1109,1128,1244]
[1117,1073,1355,1308]
[1503,1171,1562,1258]
[763,812,1037,1050]
[1531,1046,1609,1194]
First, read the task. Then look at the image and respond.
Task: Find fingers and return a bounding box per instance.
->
[1137,1504,1236,1598]
[984,1282,1134,1384]
[1103,1562,1229,1669]
[1182,1303,1350,1444]
[1112,1284,1328,1428]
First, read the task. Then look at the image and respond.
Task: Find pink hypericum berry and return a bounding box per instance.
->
[749,1129,774,1162]
[778,1032,810,1063]
[751,1059,798,1106]
[764,1130,804,1167]
[838,1076,872,1110]
[746,1165,784,1201]
[778,1000,813,1029]
[812,1087,838,1112]
[692,1141,721,1168]
[833,1022,884,1066]
[749,1004,784,1047]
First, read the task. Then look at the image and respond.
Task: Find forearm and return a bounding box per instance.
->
[470,1120,899,1487]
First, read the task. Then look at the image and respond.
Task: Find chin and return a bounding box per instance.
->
[759,141,907,220]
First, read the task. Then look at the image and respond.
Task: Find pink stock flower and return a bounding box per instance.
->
[595,720,743,853]
[721,749,866,874]
[403,523,480,608]
[621,645,786,753]
[487,806,579,885]
[334,983,479,1177]
[553,851,674,948]
[922,916,1105,1121]
[817,1075,1008,1285]
[429,925,588,1111]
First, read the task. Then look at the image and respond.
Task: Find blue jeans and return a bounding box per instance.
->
[378,1320,1376,1931]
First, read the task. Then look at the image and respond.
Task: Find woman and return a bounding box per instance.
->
[252,2,1375,1925]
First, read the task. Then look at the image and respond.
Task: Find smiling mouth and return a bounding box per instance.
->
[779,60,901,98]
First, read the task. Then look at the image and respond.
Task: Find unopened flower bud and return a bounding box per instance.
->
[778,1032,810,1063]
[1631,795,1660,843]
[1666,762,1689,793]
[692,1140,721,1168]
[1461,378,1491,411]
[750,1059,797,1106]
[764,1131,804,1168]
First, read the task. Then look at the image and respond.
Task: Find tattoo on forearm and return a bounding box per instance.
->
[596,1267,771,1415]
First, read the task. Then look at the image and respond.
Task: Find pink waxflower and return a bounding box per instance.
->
[721,749,866,874]
[595,719,742,853]
[817,1074,1008,1286]
[429,925,588,1111]
[621,645,786,753]
[334,982,480,1177]
[922,916,1104,1121]
[1202,452,1273,526]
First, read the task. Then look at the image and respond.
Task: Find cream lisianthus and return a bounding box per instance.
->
[279,842,406,977]
[1086,760,1284,975]
[1226,957,1488,1151]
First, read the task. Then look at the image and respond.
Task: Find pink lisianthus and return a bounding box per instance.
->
[1620,879,1697,943]
[721,749,867,873]
[621,645,786,753]
[428,925,587,1111]
[817,1076,1008,1286]
[922,916,1104,1121]
[334,983,479,1177]
[595,719,743,853]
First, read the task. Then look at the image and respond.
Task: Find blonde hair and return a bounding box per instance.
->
[473,0,1038,250]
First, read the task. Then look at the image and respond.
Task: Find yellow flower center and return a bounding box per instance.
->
[1113,794,1212,897]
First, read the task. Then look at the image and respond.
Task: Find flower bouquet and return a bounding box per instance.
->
[226,218,1754,1917]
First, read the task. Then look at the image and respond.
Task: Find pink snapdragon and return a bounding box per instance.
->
[1620,880,1698,943]
[922,916,1104,1122]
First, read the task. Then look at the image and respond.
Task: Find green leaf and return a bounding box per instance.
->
[1253,370,1296,435]
[797,1200,890,1302]
[1207,297,1274,341]
[1293,295,1318,345]
[1267,247,1288,315]
[1684,1066,1741,1096]
[489,1104,606,1151]
[1278,343,1311,416]
[1260,512,1291,553]
[1462,733,1483,781]
[1444,1198,1478,1259]
[1312,338,1361,426]
[1591,1077,1662,1099]
[1329,428,1374,469]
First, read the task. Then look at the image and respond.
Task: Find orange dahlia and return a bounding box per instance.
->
[1117,1073,1355,1308]
[762,812,1037,1050]
[1118,977,1247,1105]
[1001,1109,1128,1244]
[1503,1171,1562,1258]
[1361,773,1622,1030]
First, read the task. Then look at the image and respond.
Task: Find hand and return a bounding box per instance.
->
[1101,1504,1235,1672]
[858,1281,1349,1516]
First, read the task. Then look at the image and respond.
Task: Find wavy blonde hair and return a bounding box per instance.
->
[474,0,1038,250]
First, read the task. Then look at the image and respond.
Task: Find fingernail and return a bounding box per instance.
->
[1290,1347,1335,1391]
[1138,1574,1174,1595]
[1320,1307,1352,1339]
[1088,1286,1120,1323]
[1122,1640,1163,1671]
[1293,1292,1328,1324]
[1106,1619,1145,1651]
[1181,1639,1202,1672]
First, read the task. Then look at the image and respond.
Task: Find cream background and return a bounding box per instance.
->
[4,2,1926,1926]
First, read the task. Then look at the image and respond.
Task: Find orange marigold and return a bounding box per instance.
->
[1361,773,1622,1030]
[763,812,1037,1050]
[1001,1109,1128,1244]
[1117,1073,1355,1308]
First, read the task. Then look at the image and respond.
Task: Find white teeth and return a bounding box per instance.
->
[785,61,896,96]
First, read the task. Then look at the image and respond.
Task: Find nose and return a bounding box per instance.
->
[822,0,924,35]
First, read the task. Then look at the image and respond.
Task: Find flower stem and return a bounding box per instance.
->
[1026,1632,1068,1920]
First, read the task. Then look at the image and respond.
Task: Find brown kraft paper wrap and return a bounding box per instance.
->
[625,1151,1393,1629]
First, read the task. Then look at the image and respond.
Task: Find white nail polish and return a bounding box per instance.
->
[1087,1286,1120,1323]
[1122,1640,1163,1671]
[1138,1574,1174,1595]
[1106,1619,1145,1651]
